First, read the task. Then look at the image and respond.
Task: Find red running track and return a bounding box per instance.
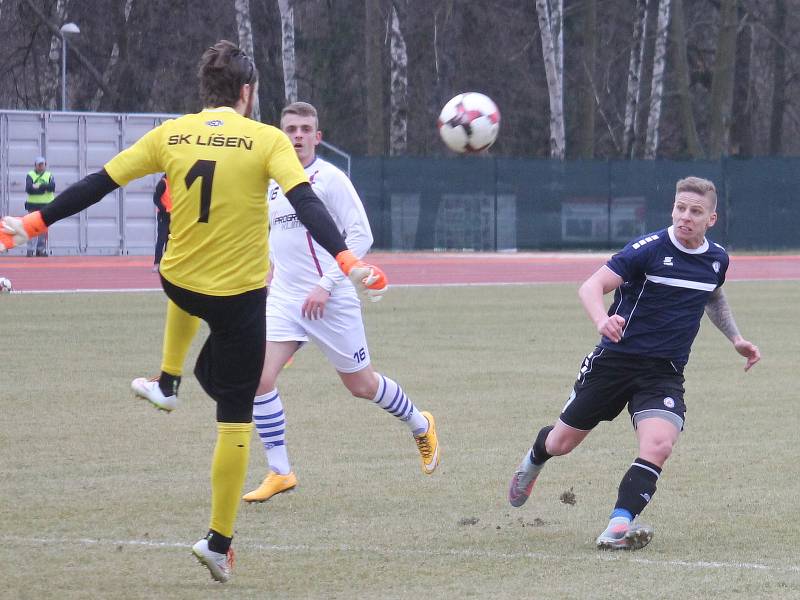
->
[0,253,799,292]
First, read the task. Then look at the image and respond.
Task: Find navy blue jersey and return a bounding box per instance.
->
[600,226,729,366]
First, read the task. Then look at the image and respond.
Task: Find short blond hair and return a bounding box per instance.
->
[281,101,319,129]
[676,176,717,210]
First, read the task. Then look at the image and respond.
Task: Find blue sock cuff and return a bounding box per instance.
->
[611,508,633,521]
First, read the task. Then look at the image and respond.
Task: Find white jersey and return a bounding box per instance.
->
[268,157,373,300]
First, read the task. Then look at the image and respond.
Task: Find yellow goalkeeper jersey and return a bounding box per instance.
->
[104,107,308,296]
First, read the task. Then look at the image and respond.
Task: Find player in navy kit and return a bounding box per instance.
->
[507,176,760,550]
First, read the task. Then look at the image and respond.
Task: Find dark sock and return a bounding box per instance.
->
[206,529,232,554]
[614,457,661,519]
[530,425,554,465]
[158,372,181,397]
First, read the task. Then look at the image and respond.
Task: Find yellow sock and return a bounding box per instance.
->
[209,422,253,538]
[160,299,201,376]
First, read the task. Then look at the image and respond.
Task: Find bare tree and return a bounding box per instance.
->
[5,0,800,158]
[769,0,787,154]
[576,0,597,158]
[432,0,458,104]
[623,0,649,157]
[19,0,118,107]
[35,0,68,110]
[729,7,754,156]
[91,0,133,111]
[708,0,738,158]
[365,0,386,155]
[389,1,408,155]
[670,0,703,157]
[277,0,297,104]
[235,0,260,121]
[535,0,565,159]
[643,0,671,158]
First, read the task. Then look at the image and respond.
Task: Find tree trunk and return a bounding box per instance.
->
[576,0,596,158]
[389,2,408,156]
[623,0,649,158]
[417,1,457,248]
[669,0,703,158]
[643,0,671,159]
[44,0,67,110]
[277,0,297,104]
[234,0,260,121]
[708,0,738,159]
[91,0,133,111]
[21,0,118,107]
[365,0,385,155]
[433,0,458,104]
[768,0,787,155]
[730,14,753,157]
[535,0,565,159]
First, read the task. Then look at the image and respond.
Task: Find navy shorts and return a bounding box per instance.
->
[560,347,686,431]
[161,275,266,423]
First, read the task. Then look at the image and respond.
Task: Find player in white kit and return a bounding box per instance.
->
[243,102,439,502]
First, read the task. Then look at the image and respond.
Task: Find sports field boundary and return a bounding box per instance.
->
[1,252,798,293]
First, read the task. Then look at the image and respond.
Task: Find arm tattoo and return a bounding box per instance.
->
[705,288,741,341]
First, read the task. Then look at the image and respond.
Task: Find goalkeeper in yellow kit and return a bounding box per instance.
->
[0,40,386,584]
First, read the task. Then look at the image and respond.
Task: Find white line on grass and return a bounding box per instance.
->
[8,283,549,294]
[7,287,163,294]
[6,283,548,295]
[6,276,798,295]
[9,535,799,574]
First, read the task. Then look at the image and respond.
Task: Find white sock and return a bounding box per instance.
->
[253,389,291,475]
[372,374,428,435]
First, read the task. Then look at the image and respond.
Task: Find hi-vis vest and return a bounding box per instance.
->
[27,170,54,205]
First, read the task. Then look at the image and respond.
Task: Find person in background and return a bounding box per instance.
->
[24,156,55,257]
[153,174,171,272]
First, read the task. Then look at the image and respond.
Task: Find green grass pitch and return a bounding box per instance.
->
[1,282,798,598]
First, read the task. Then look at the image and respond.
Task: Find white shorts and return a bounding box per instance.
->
[266,292,371,373]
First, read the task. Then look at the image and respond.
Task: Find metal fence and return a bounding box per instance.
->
[2,110,798,255]
[1,110,174,255]
[352,156,800,252]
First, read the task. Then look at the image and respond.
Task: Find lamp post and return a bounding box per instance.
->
[60,22,80,111]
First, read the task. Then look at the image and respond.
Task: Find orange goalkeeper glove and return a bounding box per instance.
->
[0,212,48,252]
[336,250,388,302]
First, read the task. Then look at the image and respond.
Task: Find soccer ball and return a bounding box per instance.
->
[437,92,500,154]
[0,277,12,293]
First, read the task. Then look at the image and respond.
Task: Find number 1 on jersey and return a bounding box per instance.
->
[185,159,217,223]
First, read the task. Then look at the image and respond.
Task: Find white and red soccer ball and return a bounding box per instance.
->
[0,277,12,293]
[437,92,500,154]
